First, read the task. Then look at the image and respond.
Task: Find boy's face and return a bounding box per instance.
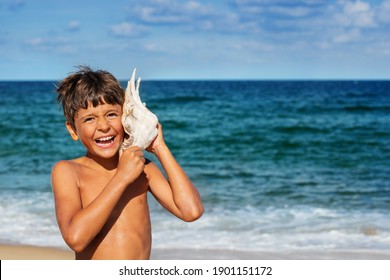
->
[66,102,124,159]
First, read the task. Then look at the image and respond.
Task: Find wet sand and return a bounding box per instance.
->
[1,244,390,260]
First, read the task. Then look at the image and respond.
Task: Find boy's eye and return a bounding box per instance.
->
[107,112,118,118]
[84,117,95,123]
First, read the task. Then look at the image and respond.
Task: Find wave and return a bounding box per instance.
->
[1,184,390,253]
[150,204,390,252]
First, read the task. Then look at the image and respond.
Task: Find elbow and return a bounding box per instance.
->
[182,204,204,222]
[70,243,87,254]
[64,232,88,253]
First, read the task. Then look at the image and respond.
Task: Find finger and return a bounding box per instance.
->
[123,146,144,158]
[135,150,144,158]
[125,145,140,152]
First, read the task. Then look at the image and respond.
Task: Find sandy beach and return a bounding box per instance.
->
[0,244,74,260]
[1,244,390,260]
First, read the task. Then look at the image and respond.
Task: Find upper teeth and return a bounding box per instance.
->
[97,136,113,141]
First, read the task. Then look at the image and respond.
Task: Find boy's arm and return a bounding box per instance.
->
[51,147,144,252]
[146,124,204,222]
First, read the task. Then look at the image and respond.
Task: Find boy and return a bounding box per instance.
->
[51,66,204,260]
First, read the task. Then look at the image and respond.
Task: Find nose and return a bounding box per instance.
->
[97,117,110,132]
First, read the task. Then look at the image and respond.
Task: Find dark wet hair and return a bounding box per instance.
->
[56,65,124,129]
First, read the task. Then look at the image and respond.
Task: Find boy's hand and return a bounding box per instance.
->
[146,123,166,154]
[117,146,145,183]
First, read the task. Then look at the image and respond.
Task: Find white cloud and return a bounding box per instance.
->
[137,6,186,24]
[310,0,383,48]
[332,28,361,43]
[129,0,214,24]
[67,20,80,32]
[110,22,148,37]
[234,0,327,5]
[3,0,390,80]
[232,41,276,52]
[267,6,313,17]
[125,0,228,31]
[25,37,76,54]
[335,0,376,28]
[230,0,330,38]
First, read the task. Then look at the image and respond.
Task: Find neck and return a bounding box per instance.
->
[85,151,119,171]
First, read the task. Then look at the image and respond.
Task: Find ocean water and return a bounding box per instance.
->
[1,80,390,254]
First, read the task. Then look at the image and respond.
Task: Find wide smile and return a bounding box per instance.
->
[94,135,116,149]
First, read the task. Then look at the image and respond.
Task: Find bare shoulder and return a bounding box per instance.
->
[52,159,77,171]
[143,158,170,195]
[143,158,163,179]
[51,159,82,190]
[52,159,79,176]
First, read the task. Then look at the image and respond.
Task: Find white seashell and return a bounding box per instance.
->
[121,68,158,150]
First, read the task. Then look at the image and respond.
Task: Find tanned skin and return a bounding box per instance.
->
[51,102,203,259]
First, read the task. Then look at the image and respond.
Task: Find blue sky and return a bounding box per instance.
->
[1,0,390,80]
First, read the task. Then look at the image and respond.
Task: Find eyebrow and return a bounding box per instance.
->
[77,107,121,120]
[78,114,95,121]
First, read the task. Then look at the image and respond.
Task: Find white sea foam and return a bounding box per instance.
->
[0,191,66,248]
[1,191,389,254]
[150,202,390,252]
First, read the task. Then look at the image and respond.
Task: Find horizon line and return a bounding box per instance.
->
[1,78,390,82]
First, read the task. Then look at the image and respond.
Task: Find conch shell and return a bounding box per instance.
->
[121,68,158,150]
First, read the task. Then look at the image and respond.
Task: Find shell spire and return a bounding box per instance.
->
[121,68,158,150]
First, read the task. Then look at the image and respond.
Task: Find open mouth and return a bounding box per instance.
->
[95,136,115,148]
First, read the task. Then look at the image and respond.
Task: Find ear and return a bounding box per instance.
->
[65,122,79,141]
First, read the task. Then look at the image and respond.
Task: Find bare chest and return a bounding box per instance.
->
[77,169,149,212]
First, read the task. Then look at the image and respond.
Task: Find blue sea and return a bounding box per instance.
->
[1,80,390,254]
